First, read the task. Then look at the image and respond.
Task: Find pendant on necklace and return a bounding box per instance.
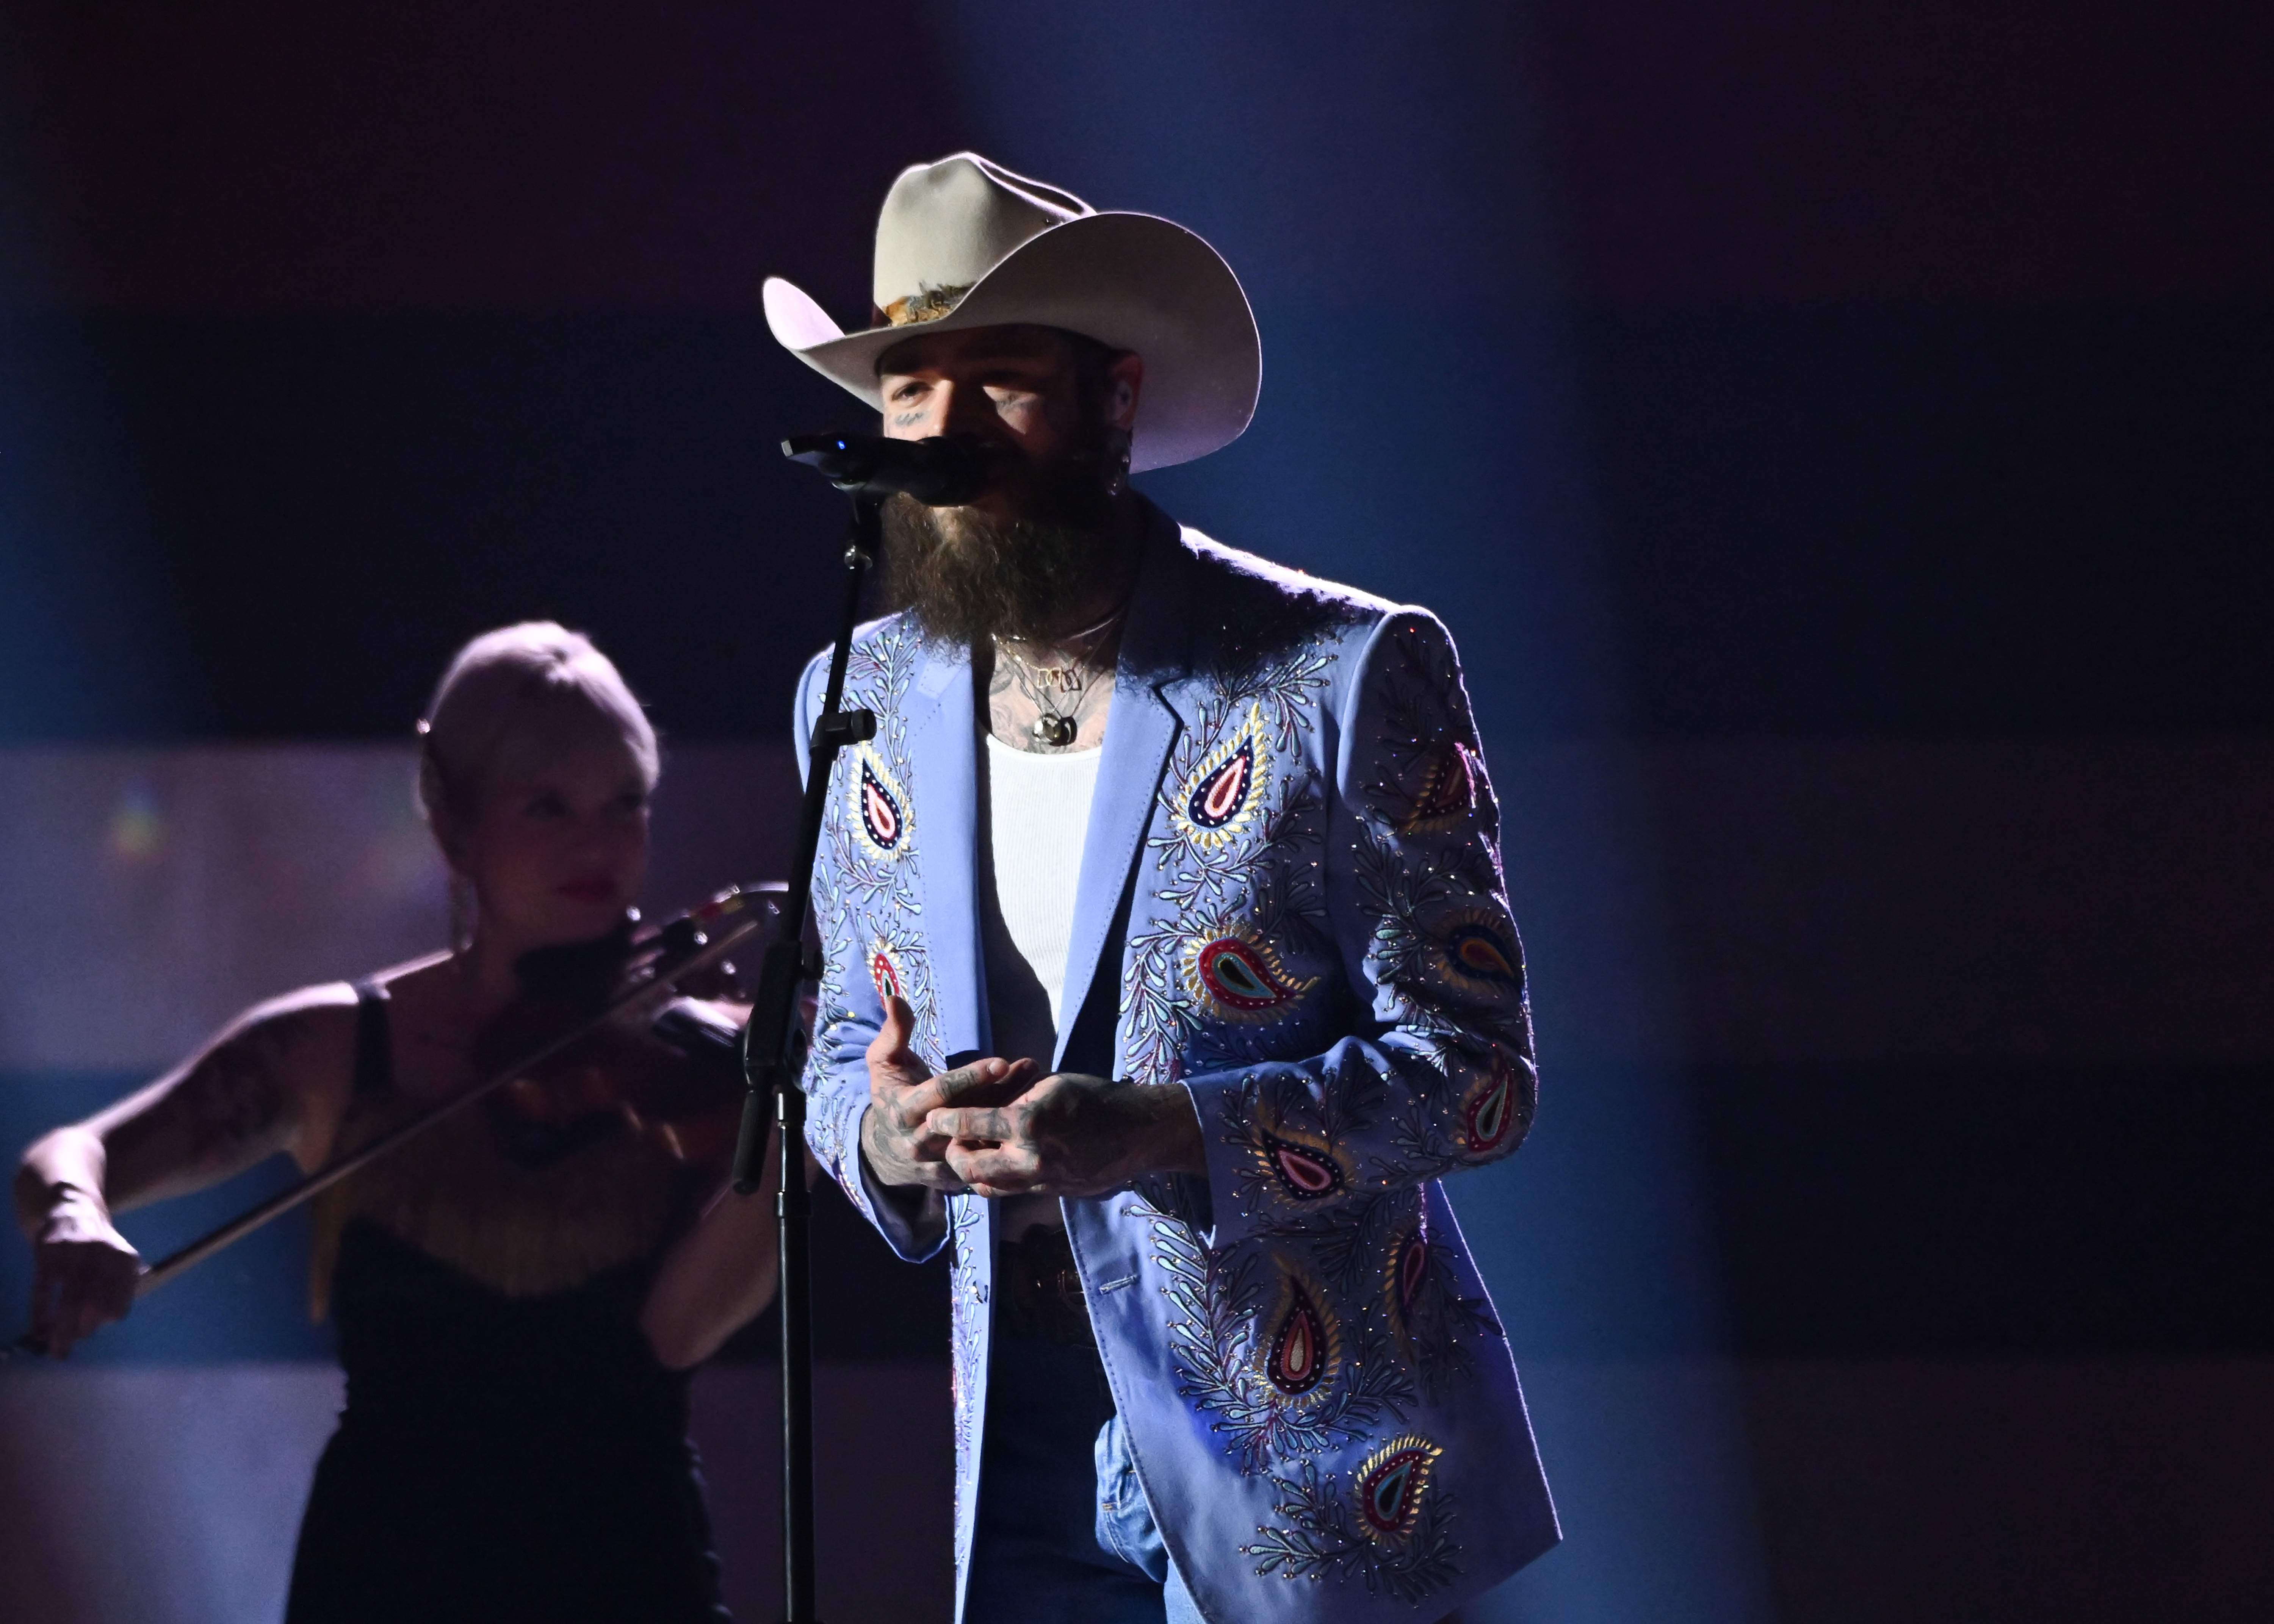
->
[1032,713,1078,748]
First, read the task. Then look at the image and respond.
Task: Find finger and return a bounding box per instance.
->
[867,1000,944,1108]
[79,1278,135,1341]
[36,1254,88,1346]
[947,1142,1045,1189]
[906,1118,963,1161]
[932,1060,1013,1104]
[981,1057,1041,1101]
[42,1266,99,1353]
[103,1257,143,1317]
[898,1056,1017,1122]
[930,1106,1020,1144]
[909,1161,974,1193]
[64,1280,122,1350]
[55,1250,135,1331]
[897,1064,979,1123]
[52,1300,93,1357]
[613,973,684,1025]
[890,1074,969,1136]
[866,996,918,1065]
[944,1134,1040,1174]
[45,1270,99,1356]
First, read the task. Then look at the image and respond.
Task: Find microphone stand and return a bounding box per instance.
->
[730,490,881,1624]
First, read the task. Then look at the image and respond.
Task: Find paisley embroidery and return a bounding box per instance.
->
[1463,1050,1520,1153]
[868,942,904,1004]
[849,747,911,859]
[1216,1068,1389,1229]
[1440,913,1521,991]
[1400,740,1479,833]
[1393,1227,1430,1312]
[1266,1280,1331,1394]
[1170,703,1272,851]
[1383,1206,1497,1396]
[849,917,933,1054]
[1355,1434,1444,1541]
[1263,1130,1344,1200]
[805,620,940,1189]
[1383,1211,1427,1356]
[1246,1452,1462,1602]
[1182,927,1317,1022]
[1146,1206,1406,1475]
[1192,736,1256,826]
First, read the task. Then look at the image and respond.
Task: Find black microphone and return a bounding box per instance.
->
[781,432,993,507]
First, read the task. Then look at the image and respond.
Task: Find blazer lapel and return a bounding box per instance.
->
[904,638,987,1062]
[1056,517,1199,1070]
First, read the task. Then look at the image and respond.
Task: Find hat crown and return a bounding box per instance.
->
[872,153,1093,315]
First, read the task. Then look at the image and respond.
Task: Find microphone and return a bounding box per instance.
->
[781,432,993,507]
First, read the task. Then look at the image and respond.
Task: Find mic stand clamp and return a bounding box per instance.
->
[731,493,886,1624]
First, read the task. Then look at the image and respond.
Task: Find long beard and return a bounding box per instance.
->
[878,453,1123,646]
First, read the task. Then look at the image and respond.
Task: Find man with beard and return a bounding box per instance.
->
[764,155,1557,1622]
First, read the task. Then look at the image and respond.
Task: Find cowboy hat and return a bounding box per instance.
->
[763,153,1260,473]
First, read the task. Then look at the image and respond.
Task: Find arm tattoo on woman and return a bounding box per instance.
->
[180,1022,305,1162]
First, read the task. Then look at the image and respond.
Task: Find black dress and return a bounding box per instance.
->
[285,981,731,1623]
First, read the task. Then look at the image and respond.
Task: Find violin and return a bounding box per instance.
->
[475,907,774,1173]
[7,885,782,1360]
[144,886,775,1300]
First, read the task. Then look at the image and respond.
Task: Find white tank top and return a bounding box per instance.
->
[979,733,1102,1238]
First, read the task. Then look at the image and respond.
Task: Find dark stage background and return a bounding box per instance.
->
[2,3,2271,1621]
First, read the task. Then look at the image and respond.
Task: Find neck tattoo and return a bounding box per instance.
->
[995,599,1129,750]
[1004,648,1088,747]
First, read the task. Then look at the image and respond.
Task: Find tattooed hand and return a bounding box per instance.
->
[931,1073,1205,1199]
[860,995,1035,1193]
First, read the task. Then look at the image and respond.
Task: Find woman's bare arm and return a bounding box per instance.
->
[12,986,356,1353]
[19,987,355,1211]
[638,1131,819,1371]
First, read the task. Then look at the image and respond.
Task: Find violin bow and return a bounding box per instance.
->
[13,884,776,1355]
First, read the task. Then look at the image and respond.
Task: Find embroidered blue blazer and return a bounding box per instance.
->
[796,513,1558,1621]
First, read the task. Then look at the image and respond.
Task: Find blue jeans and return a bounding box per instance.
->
[964,1324,1202,1622]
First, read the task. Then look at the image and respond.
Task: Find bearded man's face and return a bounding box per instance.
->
[872,324,1136,645]
[877,458,1119,645]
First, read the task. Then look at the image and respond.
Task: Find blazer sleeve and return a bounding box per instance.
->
[1179,608,1538,1249]
[792,648,948,1263]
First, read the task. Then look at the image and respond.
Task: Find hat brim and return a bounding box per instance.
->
[764,212,1260,474]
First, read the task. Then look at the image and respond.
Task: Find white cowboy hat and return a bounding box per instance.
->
[763,153,1260,473]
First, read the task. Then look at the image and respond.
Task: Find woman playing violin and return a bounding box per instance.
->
[12,623,777,1623]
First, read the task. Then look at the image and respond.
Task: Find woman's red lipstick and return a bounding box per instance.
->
[556,876,615,903]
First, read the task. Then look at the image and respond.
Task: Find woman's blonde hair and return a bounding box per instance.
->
[416,622,658,829]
